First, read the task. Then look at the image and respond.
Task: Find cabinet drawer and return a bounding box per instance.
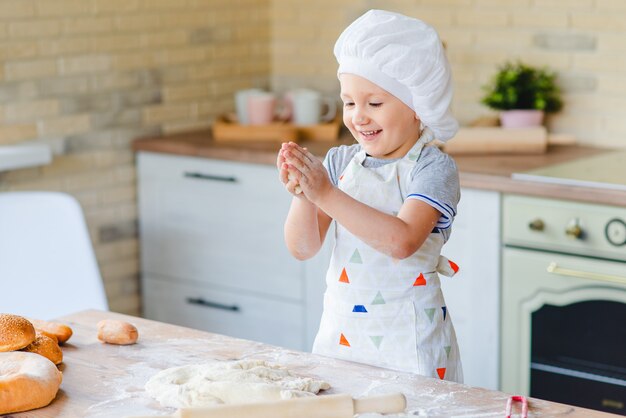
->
[143,275,305,350]
[138,152,302,300]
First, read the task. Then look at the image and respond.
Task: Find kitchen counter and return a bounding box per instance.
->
[15,310,619,417]
[132,130,626,207]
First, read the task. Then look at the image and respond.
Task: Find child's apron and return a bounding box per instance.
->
[312,139,463,382]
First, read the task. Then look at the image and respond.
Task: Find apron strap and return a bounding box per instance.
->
[403,130,431,163]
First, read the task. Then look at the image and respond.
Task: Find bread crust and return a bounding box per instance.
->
[97,319,138,345]
[36,329,59,344]
[0,351,62,414]
[20,333,63,365]
[28,319,73,345]
[0,314,36,352]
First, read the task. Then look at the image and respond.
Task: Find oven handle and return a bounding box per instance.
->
[547,262,626,285]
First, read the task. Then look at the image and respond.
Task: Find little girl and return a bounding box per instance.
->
[277,9,463,382]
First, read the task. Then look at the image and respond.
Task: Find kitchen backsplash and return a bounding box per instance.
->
[271,0,626,150]
[2,0,625,315]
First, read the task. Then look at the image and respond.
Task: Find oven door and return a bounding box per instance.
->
[501,247,626,415]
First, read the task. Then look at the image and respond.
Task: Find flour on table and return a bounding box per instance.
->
[145,359,330,408]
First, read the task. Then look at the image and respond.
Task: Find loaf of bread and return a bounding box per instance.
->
[0,314,36,352]
[0,351,62,414]
[20,333,63,365]
[97,319,138,345]
[28,319,73,345]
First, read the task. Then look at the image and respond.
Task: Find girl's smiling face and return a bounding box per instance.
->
[340,73,421,159]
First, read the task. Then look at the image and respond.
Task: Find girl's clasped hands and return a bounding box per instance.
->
[277,142,332,204]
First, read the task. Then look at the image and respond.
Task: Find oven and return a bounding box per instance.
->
[501,194,626,415]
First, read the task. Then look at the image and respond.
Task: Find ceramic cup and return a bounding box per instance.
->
[286,89,337,125]
[247,92,277,125]
[234,88,264,125]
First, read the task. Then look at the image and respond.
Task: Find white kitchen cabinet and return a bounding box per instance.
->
[143,273,305,348]
[441,187,501,390]
[137,152,331,351]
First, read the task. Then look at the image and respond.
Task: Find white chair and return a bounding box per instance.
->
[0,191,108,319]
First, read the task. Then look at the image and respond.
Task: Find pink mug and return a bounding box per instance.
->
[247,93,277,125]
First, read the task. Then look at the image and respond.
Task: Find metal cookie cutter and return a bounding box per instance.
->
[505,395,528,418]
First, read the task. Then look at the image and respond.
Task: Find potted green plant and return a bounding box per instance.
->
[481,61,563,128]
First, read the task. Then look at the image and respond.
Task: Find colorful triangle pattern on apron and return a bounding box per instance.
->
[350,249,363,264]
[413,273,427,286]
[371,291,385,305]
[339,268,349,283]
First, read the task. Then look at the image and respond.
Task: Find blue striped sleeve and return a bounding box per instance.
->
[406,193,455,229]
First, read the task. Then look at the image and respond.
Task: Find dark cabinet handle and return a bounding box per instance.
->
[186,297,240,312]
[184,171,237,183]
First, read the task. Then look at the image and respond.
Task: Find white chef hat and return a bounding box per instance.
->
[334,9,458,142]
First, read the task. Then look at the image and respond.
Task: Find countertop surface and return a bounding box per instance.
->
[132,130,626,207]
[13,310,619,418]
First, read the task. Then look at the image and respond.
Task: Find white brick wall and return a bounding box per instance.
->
[0,0,271,316]
[271,0,626,148]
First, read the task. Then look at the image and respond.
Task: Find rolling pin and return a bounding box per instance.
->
[442,127,548,155]
[129,392,406,418]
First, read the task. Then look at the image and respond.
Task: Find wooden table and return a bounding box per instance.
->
[13,310,618,418]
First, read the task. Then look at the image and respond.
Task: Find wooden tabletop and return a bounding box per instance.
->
[12,310,619,418]
[132,130,626,207]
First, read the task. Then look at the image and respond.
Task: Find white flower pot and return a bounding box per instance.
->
[499,110,544,128]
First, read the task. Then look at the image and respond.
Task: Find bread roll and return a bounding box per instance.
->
[0,351,62,414]
[36,329,58,344]
[0,314,36,352]
[20,333,63,365]
[28,319,73,344]
[97,319,138,345]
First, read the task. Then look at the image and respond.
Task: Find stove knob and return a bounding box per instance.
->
[565,219,583,239]
[528,218,545,231]
[605,218,626,246]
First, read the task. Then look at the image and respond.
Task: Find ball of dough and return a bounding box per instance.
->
[28,319,73,345]
[0,314,36,352]
[20,333,63,365]
[0,351,62,414]
[287,171,302,194]
[97,319,138,345]
[145,359,331,408]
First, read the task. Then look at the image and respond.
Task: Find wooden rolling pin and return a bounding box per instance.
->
[441,126,577,155]
[129,393,406,418]
[442,127,548,154]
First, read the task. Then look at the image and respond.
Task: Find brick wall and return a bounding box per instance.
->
[0,0,271,316]
[270,0,626,149]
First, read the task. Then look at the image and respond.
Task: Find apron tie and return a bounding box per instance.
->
[436,255,460,277]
